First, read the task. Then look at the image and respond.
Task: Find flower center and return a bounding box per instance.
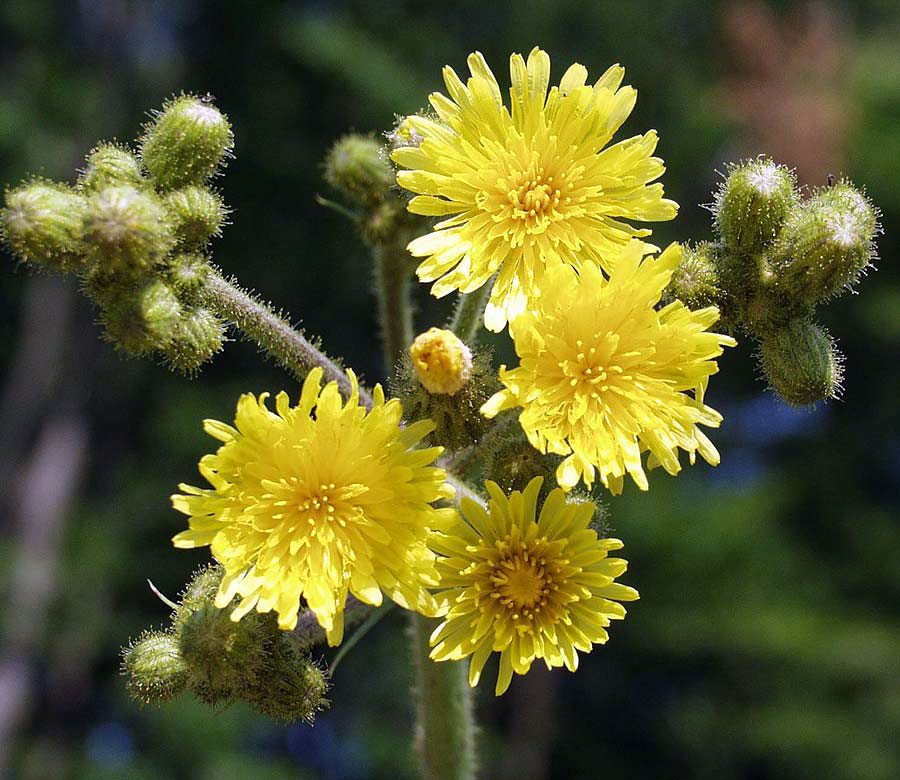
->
[492,552,547,609]
[504,166,565,230]
[296,481,367,530]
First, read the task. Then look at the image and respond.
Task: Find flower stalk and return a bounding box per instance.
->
[197,267,369,407]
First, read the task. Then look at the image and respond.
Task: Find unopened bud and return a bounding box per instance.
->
[325,134,394,204]
[1,181,87,272]
[166,252,209,297]
[410,328,472,395]
[760,318,843,406]
[715,159,798,255]
[165,186,227,250]
[164,307,225,374]
[122,631,188,706]
[178,604,268,703]
[80,143,144,192]
[100,280,182,355]
[772,183,878,303]
[243,638,329,723]
[140,95,234,191]
[84,186,174,274]
[664,241,721,309]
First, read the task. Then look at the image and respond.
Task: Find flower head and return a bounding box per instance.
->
[429,477,638,695]
[172,367,455,645]
[392,47,678,331]
[482,241,736,493]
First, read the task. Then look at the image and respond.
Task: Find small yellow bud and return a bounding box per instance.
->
[387,115,424,151]
[409,327,472,395]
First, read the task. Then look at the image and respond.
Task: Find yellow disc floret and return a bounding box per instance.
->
[481,241,736,493]
[171,367,456,645]
[429,477,639,695]
[409,327,473,395]
[392,46,678,331]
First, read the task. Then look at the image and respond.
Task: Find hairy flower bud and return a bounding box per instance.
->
[80,143,144,192]
[715,159,798,255]
[165,186,227,250]
[100,280,182,355]
[166,252,210,297]
[1,181,87,272]
[84,186,174,274]
[664,241,722,309]
[164,306,226,373]
[771,183,878,303]
[392,335,497,452]
[325,134,394,204]
[178,604,269,703]
[140,95,234,191]
[122,631,188,706]
[760,318,843,406]
[242,638,329,723]
[410,328,472,395]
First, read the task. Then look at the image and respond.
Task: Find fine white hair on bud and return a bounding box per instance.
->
[714,158,798,255]
[325,134,395,204]
[1,181,87,272]
[140,94,234,192]
[79,142,145,192]
[771,182,878,304]
[83,185,175,275]
[760,318,843,406]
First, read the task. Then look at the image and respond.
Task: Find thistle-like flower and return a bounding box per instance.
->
[171,368,455,644]
[429,477,638,695]
[392,46,677,331]
[482,241,736,493]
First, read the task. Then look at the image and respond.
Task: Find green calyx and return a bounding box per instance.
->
[83,185,174,275]
[1,180,87,272]
[122,565,329,723]
[99,279,183,356]
[392,344,498,453]
[165,185,228,251]
[162,306,226,374]
[481,416,559,501]
[664,241,722,311]
[760,318,843,407]
[771,183,878,304]
[122,631,189,706]
[325,134,395,205]
[140,94,234,191]
[79,143,145,192]
[715,158,798,256]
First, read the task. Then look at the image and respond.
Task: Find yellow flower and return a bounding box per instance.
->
[392,46,677,332]
[481,241,736,494]
[429,477,638,695]
[171,367,455,645]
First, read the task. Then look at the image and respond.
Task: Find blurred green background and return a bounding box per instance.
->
[1,1,898,778]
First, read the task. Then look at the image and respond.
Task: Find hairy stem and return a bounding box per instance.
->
[448,281,492,344]
[410,615,477,780]
[374,243,414,375]
[200,268,372,408]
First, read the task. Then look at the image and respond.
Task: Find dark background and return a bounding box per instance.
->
[1,1,898,778]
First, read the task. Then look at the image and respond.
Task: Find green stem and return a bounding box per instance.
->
[410,615,476,780]
[200,267,372,408]
[372,236,477,780]
[374,243,414,375]
[448,280,493,344]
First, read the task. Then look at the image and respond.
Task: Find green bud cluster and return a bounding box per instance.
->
[668,157,879,406]
[1,94,236,373]
[122,565,329,723]
[391,344,499,453]
[481,416,559,502]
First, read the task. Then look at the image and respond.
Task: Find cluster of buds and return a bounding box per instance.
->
[1,95,235,373]
[667,158,878,405]
[122,565,329,723]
